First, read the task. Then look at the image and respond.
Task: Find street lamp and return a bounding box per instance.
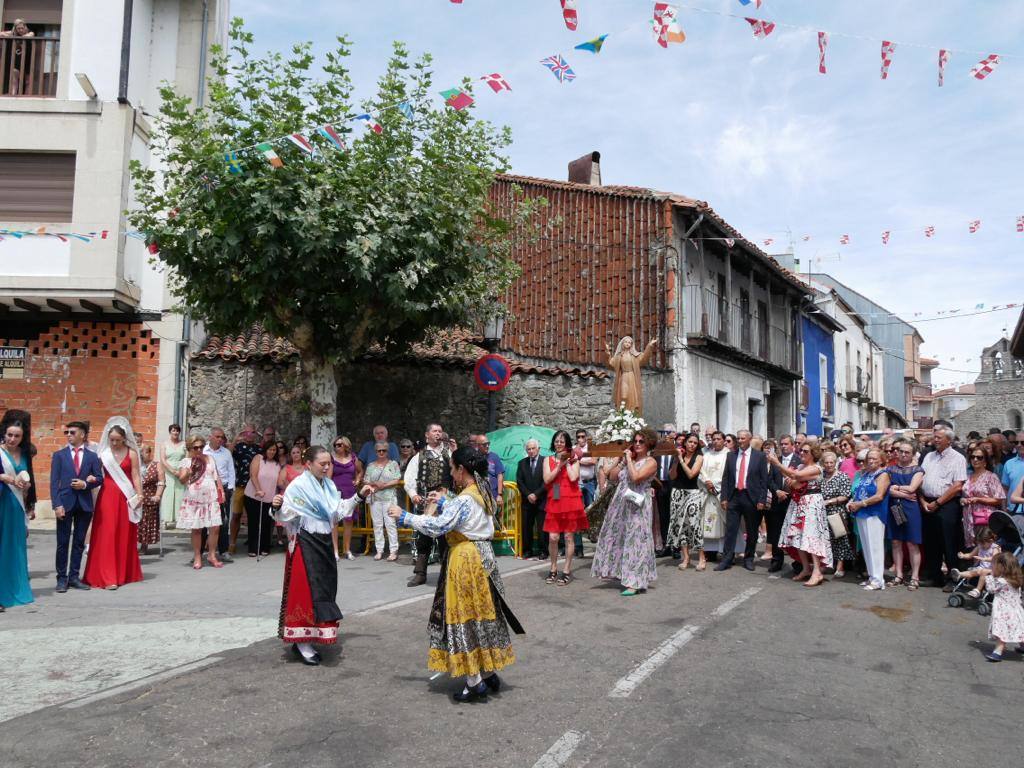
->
[482,314,505,431]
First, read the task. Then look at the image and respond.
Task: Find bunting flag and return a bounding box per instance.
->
[1017,215,1024,233]
[970,54,1000,80]
[256,142,283,168]
[224,151,243,175]
[817,31,828,74]
[286,133,315,156]
[969,219,981,233]
[745,17,775,39]
[725,238,735,248]
[199,174,219,192]
[575,34,608,54]
[925,226,935,237]
[480,73,512,92]
[652,4,686,48]
[317,124,346,150]
[975,303,985,310]
[802,234,811,241]
[880,40,896,79]
[355,114,383,134]
[738,0,763,7]
[881,230,890,245]
[397,101,415,119]
[450,0,462,3]
[938,49,950,87]
[762,238,774,246]
[560,0,578,31]
[540,54,576,82]
[840,234,850,244]
[440,87,474,111]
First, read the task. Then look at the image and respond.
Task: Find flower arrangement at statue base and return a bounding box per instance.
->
[594,404,647,444]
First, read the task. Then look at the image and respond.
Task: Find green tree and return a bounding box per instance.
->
[130,19,535,444]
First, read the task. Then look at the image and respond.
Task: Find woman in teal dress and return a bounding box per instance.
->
[159,424,186,527]
[0,412,36,609]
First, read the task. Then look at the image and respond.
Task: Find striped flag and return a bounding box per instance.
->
[839,234,850,245]
[970,54,1000,80]
[317,124,346,150]
[355,114,383,134]
[969,219,981,233]
[256,143,283,168]
[818,31,828,74]
[938,49,950,87]
[561,0,578,31]
[745,17,775,39]
[925,226,935,238]
[224,151,243,175]
[880,41,896,79]
[286,133,315,156]
[881,231,890,245]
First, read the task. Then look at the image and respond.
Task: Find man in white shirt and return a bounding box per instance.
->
[204,427,236,561]
[920,424,968,590]
[402,422,451,586]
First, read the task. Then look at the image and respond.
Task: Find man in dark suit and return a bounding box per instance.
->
[717,429,769,572]
[766,434,801,573]
[516,438,547,559]
[50,420,103,592]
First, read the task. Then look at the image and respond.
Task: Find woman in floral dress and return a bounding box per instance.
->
[820,451,853,578]
[591,427,659,596]
[177,434,225,570]
[137,443,163,554]
[769,443,832,587]
[666,434,705,571]
[961,451,1006,548]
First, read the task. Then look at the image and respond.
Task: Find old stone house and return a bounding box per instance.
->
[953,312,1024,435]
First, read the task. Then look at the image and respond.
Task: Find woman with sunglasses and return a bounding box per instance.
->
[769,443,831,587]
[331,436,363,560]
[960,449,1006,549]
[542,430,588,585]
[886,439,924,589]
[846,448,891,591]
[360,442,402,561]
[590,428,659,596]
[837,436,859,480]
[176,435,226,570]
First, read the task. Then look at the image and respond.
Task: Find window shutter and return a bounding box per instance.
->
[0,152,76,222]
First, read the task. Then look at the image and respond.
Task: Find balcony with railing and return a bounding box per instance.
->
[821,387,833,419]
[909,383,934,402]
[1,35,60,97]
[684,285,800,374]
[845,367,871,401]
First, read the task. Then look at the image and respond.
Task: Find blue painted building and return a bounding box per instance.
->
[798,305,842,436]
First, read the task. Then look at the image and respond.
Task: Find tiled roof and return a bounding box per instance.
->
[194,324,607,379]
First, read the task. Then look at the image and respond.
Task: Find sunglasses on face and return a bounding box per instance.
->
[191,445,204,451]
[971,455,986,460]
[376,449,388,454]
[334,443,344,448]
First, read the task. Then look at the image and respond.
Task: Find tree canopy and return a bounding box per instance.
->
[130,19,536,440]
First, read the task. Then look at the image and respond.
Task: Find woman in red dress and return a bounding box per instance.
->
[83,419,144,590]
[542,430,589,586]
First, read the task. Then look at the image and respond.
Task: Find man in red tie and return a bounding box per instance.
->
[716,429,770,572]
[50,421,103,592]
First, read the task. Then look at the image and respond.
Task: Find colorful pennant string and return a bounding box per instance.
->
[317,124,346,151]
[881,230,890,245]
[969,219,981,233]
[441,87,474,111]
[880,40,896,79]
[938,49,950,86]
[745,17,775,39]
[257,143,283,168]
[817,31,828,74]
[970,54,1000,80]
[286,133,315,156]
[480,73,512,92]
[652,4,686,48]
[560,0,578,31]
[355,114,383,134]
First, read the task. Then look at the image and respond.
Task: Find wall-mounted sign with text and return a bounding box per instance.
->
[0,347,27,380]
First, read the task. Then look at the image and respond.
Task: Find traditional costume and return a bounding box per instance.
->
[401,443,452,585]
[399,480,523,695]
[699,447,728,552]
[274,469,350,663]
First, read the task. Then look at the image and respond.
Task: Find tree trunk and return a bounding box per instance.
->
[303,353,338,448]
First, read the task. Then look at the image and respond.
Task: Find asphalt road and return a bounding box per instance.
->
[1,532,1020,768]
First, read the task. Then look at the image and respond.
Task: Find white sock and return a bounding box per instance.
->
[296,642,317,659]
[466,673,482,687]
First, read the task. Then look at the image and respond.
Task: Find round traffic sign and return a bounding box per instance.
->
[474,353,512,392]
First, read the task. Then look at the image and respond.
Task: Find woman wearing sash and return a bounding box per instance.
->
[0,414,36,609]
[83,418,144,590]
[274,446,350,666]
[389,446,523,702]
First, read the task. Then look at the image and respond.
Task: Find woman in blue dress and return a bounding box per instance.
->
[0,411,36,609]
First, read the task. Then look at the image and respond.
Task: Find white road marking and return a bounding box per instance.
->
[608,585,763,699]
[607,625,699,699]
[532,730,586,768]
[62,657,223,709]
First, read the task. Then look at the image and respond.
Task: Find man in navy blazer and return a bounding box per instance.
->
[717,429,769,572]
[50,421,103,592]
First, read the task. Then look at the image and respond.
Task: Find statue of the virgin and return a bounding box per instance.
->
[605,335,658,416]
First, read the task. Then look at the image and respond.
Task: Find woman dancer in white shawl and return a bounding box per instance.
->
[83,417,144,590]
[273,446,352,666]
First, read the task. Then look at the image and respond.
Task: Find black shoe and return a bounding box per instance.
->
[406,573,426,587]
[68,579,91,591]
[453,681,489,702]
[654,549,668,558]
[292,644,320,666]
[791,561,804,575]
[714,558,733,572]
[767,560,783,574]
[56,579,68,593]
[743,558,755,572]
[483,673,502,693]
[671,548,681,559]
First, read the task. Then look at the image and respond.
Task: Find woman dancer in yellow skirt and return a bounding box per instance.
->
[390,446,523,702]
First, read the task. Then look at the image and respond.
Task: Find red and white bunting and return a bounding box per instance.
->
[480,73,512,93]
[881,230,890,245]
[938,49,950,87]
[745,17,775,39]
[763,238,774,246]
[286,133,315,155]
[1017,215,1024,233]
[725,237,735,248]
[839,234,850,245]
[880,40,896,79]
[970,54,1000,80]
[560,0,578,31]
[817,31,828,74]
[969,219,981,233]
[925,226,935,238]
[802,234,811,241]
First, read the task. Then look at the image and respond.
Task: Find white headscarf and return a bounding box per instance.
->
[98,416,143,520]
[99,416,141,457]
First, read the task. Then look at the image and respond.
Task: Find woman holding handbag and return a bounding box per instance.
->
[886,439,925,589]
[177,434,226,570]
[821,451,854,578]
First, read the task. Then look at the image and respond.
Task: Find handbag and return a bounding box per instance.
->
[827,511,848,538]
[890,498,907,526]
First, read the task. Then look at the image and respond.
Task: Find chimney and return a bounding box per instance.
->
[568,151,601,186]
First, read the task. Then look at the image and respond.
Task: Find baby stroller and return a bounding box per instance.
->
[947,510,1024,615]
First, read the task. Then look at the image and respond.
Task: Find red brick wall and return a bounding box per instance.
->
[0,320,160,501]
[491,175,671,369]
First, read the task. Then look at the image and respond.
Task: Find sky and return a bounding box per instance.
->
[231,0,1024,389]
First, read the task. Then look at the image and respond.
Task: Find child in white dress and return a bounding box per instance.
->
[984,552,1024,662]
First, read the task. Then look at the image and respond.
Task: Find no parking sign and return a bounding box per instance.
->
[473,354,511,392]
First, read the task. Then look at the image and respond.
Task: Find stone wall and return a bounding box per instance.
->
[953,377,1024,436]
[187,358,659,444]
